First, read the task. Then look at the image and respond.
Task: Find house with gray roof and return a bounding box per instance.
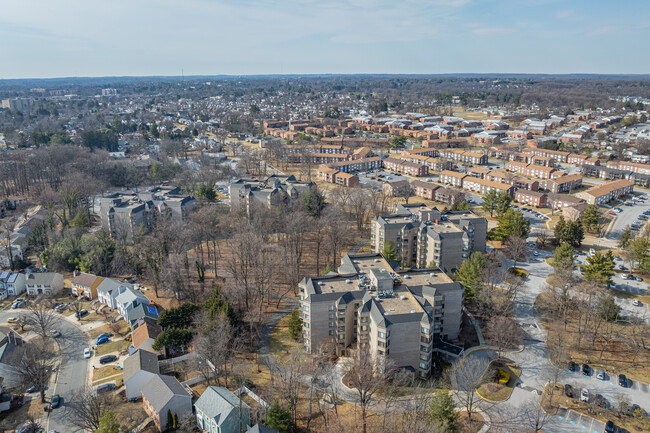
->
[115,287,150,319]
[125,303,159,331]
[246,425,278,433]
[96,278,134,309]
[141,374,192,431]
[0,272,25,297]
[25,272,63,296]
[124,349,160,399]
[195,386,250,433]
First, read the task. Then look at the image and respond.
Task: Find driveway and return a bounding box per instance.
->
[0,309,90,432]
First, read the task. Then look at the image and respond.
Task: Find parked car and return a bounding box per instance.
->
[7,317,17,323]
[51,330,61,338]
[619,374,627,387]
[594,394,608,409]
[635,276,643,281]
[50,394,60,408]
[619,265,628,270]
[567,361,576,373]
[632,299,641,306]
[99,355,117,364]
[627,274,636,280]
[564,384,575,398]
[95,336,109,345]
[75,309,88,319]
[582,364,591,376]
[97,383,116,393]
[96,332,113,340]
[597,369,605,381]
[604,421,615,433]
[54,304,66,312]
[26,385,38,393]
[581,388,589,402]
[83,348,91,359]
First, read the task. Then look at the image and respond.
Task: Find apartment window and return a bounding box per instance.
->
[378,331,385,338]
[329,330,334,336]
[304,314,309,320]
[305,339,310,345]
[420,354,428,361]
[304,323,309,328]
[329,313,335,319]
[361,325,368,331]
[329,305,335,311]
[419,362,428,369]
[303,306,309,312]
[421,327,429,334]
[330,322,335,327]
[304,330,310,336]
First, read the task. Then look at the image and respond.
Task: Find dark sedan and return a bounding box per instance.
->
[582,364,591,376]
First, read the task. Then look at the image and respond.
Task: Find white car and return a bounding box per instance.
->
[632,299,640,306]
[581,388,589,402]
[84,348,91,359]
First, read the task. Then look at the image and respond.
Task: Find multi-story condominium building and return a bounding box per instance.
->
[575,179,634,206]
[371,204,487,272]
[228,175,314,216]
[299,253,464,378]
[382,158,429,177]
[439,170,467,188]
[401,148,439,158]
[99,186,196,243]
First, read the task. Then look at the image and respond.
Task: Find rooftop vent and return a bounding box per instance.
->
[346,279,352,284]
[430,272,436,277]
[318,282,324,286]
[400,295,407,300]
[410,310,416,313]
[374,259,380,262]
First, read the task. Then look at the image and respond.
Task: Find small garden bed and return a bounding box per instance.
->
[503,267,528,283]
[475,359,520,402]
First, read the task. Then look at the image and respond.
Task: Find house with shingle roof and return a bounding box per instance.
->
[25,272,64,296]
[141,374,192,431]
[131,321,163,354]
[71,271,104,299]
[246,425,278,433]
[124,349,160,399]
[195,386,250,433]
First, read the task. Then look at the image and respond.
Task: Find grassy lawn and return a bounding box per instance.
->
[269,312,302,366]
[92,365,123,381]
[89,320,131,339]
[475,359,520,402]
[95,339,130,357]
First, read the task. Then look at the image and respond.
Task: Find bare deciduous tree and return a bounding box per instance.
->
[342,346,395,433]
[505,236,529,270]
[485,316,521,358]
[453,356,489,422]
[16,341,54,402]
[27,302,57,340]
[66,388,115,432]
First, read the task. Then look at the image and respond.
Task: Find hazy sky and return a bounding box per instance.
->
[2,0,649,78]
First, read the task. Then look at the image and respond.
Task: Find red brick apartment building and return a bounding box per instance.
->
[383,158,429,176]
[326,156,383,173]
[525,148,570,163]
[576,179,634,205]
[317,166,360,187]
[515,190,547,208]
[547,193,586,211]
[402,148,440,158]
[439,170,467,188]
[506,161,557,179]
[541,174,583,193]
[606,161,650,175]
[401,155,451,172]
[463,177,516,196]
[441,149,489,165]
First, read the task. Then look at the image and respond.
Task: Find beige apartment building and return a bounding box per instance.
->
[299,253,464,378]
[370,204,487,272]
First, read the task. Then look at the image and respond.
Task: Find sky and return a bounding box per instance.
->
[1,0,649,79]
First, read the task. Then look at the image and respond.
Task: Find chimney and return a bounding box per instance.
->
[73,270,79,277]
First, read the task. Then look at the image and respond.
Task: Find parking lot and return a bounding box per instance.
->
[555,407,606,433]
[606,192,650,241]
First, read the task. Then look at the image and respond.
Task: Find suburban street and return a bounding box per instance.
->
[0,309,90,432]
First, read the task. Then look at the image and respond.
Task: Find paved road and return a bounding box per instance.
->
[0,309,90,432]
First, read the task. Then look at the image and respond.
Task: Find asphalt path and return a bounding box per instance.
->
[0,309,90,432]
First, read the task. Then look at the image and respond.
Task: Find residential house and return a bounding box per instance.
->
[71,272,104,299]
[124,349,160,399]
[132,321,163,354]
[125,303,160,331]
[246,426,278,433]
[0,272,25,296]
[25,272,64,296]
[142,374,193,431]
[195,386,251,433]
